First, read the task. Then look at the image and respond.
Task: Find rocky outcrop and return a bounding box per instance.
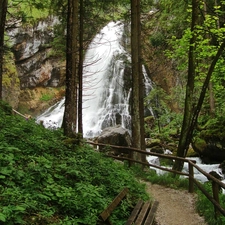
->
[7,16,65,89]
[193,140,225,164]
[4,17,66,115]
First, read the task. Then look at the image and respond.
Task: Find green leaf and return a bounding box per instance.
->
[0,213,6,222]
[14,206,26,211]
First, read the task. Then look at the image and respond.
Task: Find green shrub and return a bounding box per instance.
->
[0,110,149,224]
[196,183,225,225]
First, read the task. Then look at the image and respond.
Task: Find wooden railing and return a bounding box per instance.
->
[87,141,225,219]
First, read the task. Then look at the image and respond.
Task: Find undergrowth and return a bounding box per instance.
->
[0,101,149,225]
[132,165,190,190]
[196,182,225,225]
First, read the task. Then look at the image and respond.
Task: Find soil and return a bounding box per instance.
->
[143,182,208,225]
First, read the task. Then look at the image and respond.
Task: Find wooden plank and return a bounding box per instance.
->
[135,201,151,225]
[144,201,159,225]
[100,187,129,221]
[126,200,144,225]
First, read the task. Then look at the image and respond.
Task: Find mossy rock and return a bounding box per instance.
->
[144,116,155,128]
[145,138,161,148]
[192,138,207,154]
[150,146,164,154]
[186,147,199,157]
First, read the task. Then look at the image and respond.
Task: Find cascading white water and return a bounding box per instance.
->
[37,21,135,137]
[82,21,131,137]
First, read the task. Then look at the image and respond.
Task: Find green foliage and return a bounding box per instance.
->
[40,93,54,101]
[0,101,12,115]
[0,109,148,224]
[133,166,189,190]
[196,182,225,225]
[145,85,183,142]
[163,0,225,141]
[8,0,51,22]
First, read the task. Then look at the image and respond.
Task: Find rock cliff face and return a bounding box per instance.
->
[8,16,65,89]
[5,16,66,115]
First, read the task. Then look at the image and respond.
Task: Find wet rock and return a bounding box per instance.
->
[219,161,225,174]
[208,170,223,181]
[145,138,161,148]
[97,125,132,155]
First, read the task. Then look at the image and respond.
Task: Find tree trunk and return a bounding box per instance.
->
[78,0,83,136]
[173,0,198,172]
[204,0,216,117]
[131,0,145,162]
[137,0,146,161]
[0,0,7,100]
[63,0,79,137]
[131,0,141,154]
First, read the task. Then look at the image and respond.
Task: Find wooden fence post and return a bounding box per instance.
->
[188,162,194,193]
[212,181,220,219]
[128,150,133,167]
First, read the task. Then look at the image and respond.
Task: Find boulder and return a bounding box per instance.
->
[150,146,164,154]
[97,125,132,155]
[145,138,161,148]
[219,161,225,174]
[193,138,225,164]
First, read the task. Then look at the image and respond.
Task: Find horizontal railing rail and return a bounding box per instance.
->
[87,141,225,218]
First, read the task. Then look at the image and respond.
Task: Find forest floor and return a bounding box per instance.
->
[143,182,208,225]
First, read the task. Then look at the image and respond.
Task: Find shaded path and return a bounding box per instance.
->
[144,182,207,225]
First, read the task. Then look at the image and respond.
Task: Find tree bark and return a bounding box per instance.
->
[63,0,79,137]
[204,0,216,117]
[173,0,198,172]
[131,0,140,153]
[78,0,83,136]
[0,0,7,100]
[131,0,145,162]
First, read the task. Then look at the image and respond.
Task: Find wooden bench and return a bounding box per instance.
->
[99,187,159,225]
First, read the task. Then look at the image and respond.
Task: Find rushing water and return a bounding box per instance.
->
[147,154,225,192]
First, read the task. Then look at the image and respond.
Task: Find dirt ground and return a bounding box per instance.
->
[144,182,208,225]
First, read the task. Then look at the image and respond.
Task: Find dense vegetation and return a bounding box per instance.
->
[0,101,149,224]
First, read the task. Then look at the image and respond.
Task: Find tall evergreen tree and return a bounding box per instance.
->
[131,0,146,162]
[63,0,79,137]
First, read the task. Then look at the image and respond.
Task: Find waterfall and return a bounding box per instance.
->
[37,21,152,138]
[82,21,131,137]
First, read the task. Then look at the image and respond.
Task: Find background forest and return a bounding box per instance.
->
[1,0,225,224]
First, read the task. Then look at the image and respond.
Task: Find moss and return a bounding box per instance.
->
[186,147,199,157]
[3,53,20,88]
[192,138,207,154]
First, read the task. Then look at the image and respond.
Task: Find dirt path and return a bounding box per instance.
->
[144,182,208,225]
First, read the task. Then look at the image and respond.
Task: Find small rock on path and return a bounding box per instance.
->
[144,182,208,225]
